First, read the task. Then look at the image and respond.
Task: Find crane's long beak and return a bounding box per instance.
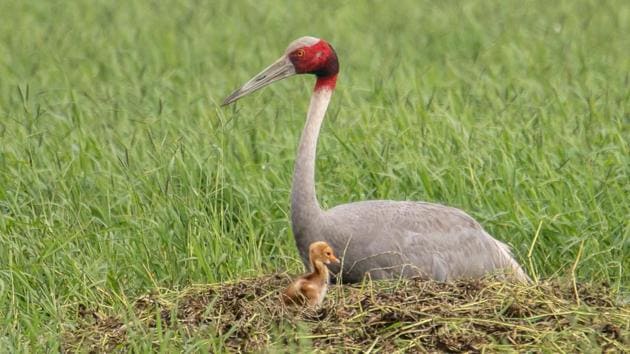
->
[222,56,296,106]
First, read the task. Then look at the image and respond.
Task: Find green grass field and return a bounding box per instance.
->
[1,0,628,351]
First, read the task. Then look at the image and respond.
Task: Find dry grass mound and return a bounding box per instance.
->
[65,275,629,352]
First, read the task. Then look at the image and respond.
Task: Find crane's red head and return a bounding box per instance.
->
[287,39,339,78]
[222,36,339,105]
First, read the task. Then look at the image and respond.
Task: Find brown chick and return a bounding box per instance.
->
[282,241,340,307]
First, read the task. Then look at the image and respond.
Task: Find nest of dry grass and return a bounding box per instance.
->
[65,275,628,352]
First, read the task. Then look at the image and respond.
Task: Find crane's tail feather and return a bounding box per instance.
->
[495,239,532,284]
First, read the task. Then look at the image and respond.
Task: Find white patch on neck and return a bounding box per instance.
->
[307,88,333,124]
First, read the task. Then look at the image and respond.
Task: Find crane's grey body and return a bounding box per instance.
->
[223,36,530,283]
[294,200,528,283]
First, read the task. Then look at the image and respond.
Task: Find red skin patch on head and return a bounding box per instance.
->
[315,74,338,91]
[288,40,339,91]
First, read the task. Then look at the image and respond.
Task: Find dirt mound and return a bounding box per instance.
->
[65,275,629,352]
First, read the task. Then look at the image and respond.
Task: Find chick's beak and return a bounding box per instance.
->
[222,55,296,106]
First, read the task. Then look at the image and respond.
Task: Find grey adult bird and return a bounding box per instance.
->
[223,36,530,283]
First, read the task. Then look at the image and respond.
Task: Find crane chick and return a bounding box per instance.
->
[283,241,340,307]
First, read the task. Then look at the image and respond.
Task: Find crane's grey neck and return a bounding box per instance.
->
[291,88,333,234]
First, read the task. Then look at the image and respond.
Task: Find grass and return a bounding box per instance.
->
[0,0,628,351]
[64,275,628,352]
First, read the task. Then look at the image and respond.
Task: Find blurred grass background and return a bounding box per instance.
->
[0,0,628,350]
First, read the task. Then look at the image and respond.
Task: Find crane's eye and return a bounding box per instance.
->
[295,49,305,57]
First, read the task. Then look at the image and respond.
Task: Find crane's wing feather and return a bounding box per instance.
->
[312,200,529,283]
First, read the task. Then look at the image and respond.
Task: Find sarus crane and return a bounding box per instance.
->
[223,36,530,283]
